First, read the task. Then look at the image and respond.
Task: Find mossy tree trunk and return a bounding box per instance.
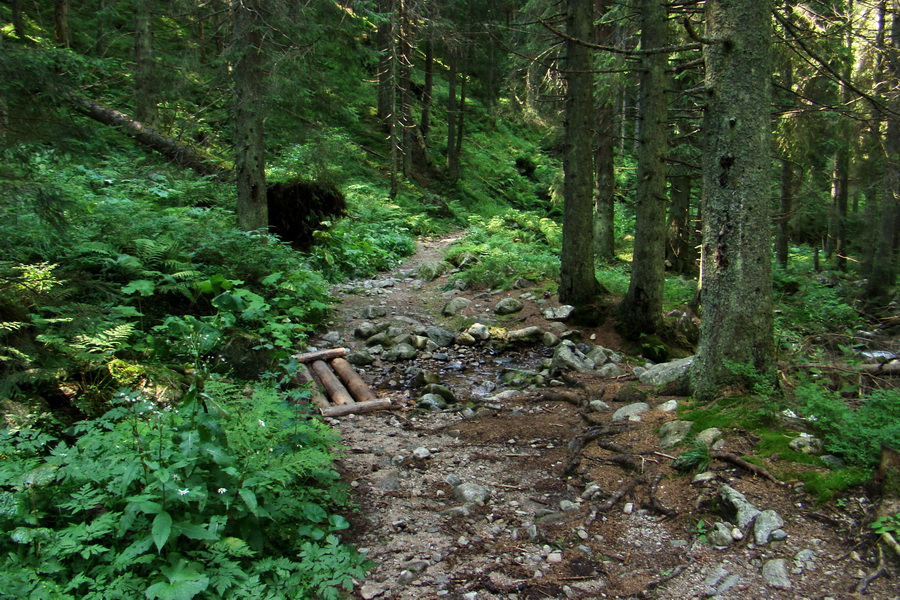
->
[617,0,668,335]
[689,0,775,401]
[232,0,268,232]
[559,0,601,306]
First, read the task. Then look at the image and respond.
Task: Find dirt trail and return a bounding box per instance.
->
[308,233,896,600]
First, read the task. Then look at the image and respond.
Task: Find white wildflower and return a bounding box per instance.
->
[258,419,266,427]
[217,488,227,494]
[177,488,189,496]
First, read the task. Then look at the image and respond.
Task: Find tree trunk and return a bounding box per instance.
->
[63,92,226,177]
[776,158,795,268]
[829,149,850,270]
[133,0,158,126]
[376,0,392,131]
[617,0,668,336]
[54,0,71,47]
[446,55,460,181]
[421,36,434,143]
[559,0,602,307]
[666,172,697,275]
[866,6,900,300]
[231,0,268,232]
[12,0,26,39]
[690,0,775,401]
[593,0,617,262]
[454,62,467,172]
[397,0,413,177]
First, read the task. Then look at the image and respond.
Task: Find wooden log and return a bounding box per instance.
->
[293,347,348,364]
[330,357,377,403]
[309,360,354,406]
[320,399,394,418]
[292,364,329,410]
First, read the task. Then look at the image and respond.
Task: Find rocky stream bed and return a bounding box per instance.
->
[303,234,897,600]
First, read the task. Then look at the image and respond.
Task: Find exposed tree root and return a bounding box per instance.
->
[643,472,677,518]
[540,390,585,405]
[711,451,782,484]
[854,546,885,594]
[596,476,645,512]
[621,564,687,598]
[561,426,614,476]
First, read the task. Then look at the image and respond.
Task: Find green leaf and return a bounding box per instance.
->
[300,502,327,524]
[111,305,145,317]
[174,521,219,541]
[238,488,258,515]
[122,279,157,296]
[328,514,350,531]
[152,511,173,552]
[211,291,246,313]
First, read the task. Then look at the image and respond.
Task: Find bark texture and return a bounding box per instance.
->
[133,0,158,126]
[231,0,268,232]
[617,0,668,335]
[866,5,900,299]
[593,0,617,262]
[690,0,775,401]
[559,0,601,306]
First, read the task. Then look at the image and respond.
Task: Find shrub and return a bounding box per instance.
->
[794,383,900,468]
[0,382,369,600]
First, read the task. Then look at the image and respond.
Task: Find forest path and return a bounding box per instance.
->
[307,233,890,600]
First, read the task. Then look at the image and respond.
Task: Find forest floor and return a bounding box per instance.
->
[308,233,898,600]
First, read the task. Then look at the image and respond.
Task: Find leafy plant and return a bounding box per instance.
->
[0,382,369,600]
[793,383,900,468]
[674,438,711,473]
[870,513,900,536]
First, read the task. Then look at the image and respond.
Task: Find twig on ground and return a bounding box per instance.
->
[711,451,782,484]
[596,476,646,512]
[622,564,688,598]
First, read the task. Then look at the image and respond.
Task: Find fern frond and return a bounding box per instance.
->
[0,321,28,334]
[71,323,136,355]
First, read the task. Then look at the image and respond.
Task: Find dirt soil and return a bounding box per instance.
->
[307,234,898,600]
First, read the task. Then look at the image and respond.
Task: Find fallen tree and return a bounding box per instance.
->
[62,91,229,179]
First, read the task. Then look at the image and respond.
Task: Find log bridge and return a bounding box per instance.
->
[291,348,392,417]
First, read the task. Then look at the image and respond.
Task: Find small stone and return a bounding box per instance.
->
[697,427,723,446]
[623,502,634,514]
[508,326,544,344]
[360,584,385,599]
[495,297,525,315]
[789,435,824,455]
[542,305,575,320]
[547,552,563,564]
[455,332,477,346]
[412,447,431,460]
[762,559,792,589]
[354,322,380,339]
[821,454,846,470]
[612,403,650,422]
[597,363,624,378]
[589,400,610,412]
[442,297,472,316]
[418,394,448,411]
[659,420,693,447]
[708,522,734,547]
[467,323,491,340]
[361,306,387,319]
[692,471,717,484]
[754,509,785,545]
[453,482,491,505]
[445,474,462,487]
[461,593,478,600]
[347,350,375,366]
[559,500,578,512]
[656,399,679,412]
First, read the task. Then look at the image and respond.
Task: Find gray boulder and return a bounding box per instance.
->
[425,326,455,347]
[638,356,694,386]
[612,403,650,422]
[659,420,693,447]
[507,326,544,344]
[542,305,575,321]
[719,484,761,529]
[762,559,792,589]
[384,343,417,361]
[442,297,472,316]
[550,342,593,374]
[495,297,525,315]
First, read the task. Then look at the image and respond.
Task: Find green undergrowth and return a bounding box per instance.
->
[678,377,899,502]
[0,381,369,600]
